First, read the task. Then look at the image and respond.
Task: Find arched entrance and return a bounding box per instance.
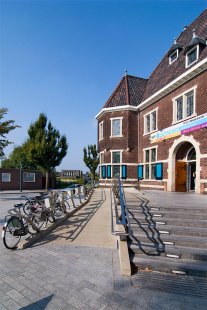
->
[175,143,196,192]
[168,136,200,193]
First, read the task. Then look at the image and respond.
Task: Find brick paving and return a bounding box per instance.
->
[0,190,207,309]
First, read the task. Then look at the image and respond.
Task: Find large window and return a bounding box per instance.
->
[99,121,103,141]
[2,173,11,182]
[186,46,199,68]
[110,117,123,137]
[144,109,157,134]
[173,88,196,123]
[23,172,35,182]
[144,147,157,180]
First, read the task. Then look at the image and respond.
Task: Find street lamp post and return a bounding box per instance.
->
[20,161,22,192]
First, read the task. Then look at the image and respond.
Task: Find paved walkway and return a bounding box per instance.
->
[0,189,207,309]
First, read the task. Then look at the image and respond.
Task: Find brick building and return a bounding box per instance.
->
[0,168,50,191]
[96,9,207,194]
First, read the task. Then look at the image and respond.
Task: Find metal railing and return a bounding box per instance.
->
[111,177,132,239]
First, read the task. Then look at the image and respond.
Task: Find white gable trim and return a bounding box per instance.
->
[96,57,207,119]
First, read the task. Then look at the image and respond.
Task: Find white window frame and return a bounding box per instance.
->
[99,121,104,141]
[169,49,179,65]
[143,108,158,135]
[172,86,197,124]
[2,173,11,183]
[185,45,199,68]
[110,117,123,138]
[110,150,123,178]
[143,146,158,180]
[23,172,35,183]
[111,150,123,164]
[99,151,104,165]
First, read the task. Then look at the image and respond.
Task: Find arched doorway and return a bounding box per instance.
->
[175,143,196,192]
[168,136,200,193]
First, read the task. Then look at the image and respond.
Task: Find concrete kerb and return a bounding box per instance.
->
[18,189,95,249]
[116,225,131,276]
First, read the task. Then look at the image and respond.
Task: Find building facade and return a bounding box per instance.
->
[0,168,49,191]
[96,10,207,194]
[61,170,83,180]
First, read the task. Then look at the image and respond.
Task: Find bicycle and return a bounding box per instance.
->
[2,204,41,249]
[22,194,55,225]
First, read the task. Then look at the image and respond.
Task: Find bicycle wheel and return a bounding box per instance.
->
[2,217,22,249]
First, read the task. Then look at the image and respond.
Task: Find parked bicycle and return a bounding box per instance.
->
[2,204,41,249]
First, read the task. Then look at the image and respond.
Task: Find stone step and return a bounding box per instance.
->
[129,242,207,261]
[131,255,207,277]
[128,211,207,220]
[128,205,207,213]
[130,217,207,228]
[131,233,207,249]
[130,223,207,237]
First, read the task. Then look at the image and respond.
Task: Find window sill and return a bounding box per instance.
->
[172,113,197,125]
[143,129,158,137]
[110,135,123,138]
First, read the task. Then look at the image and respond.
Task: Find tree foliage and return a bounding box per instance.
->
[28,113,68,189]
[83,144,99,182]
[1,142,37,169]
[0,108,20,158]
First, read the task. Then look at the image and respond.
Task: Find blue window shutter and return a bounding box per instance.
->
[121,165,127,180]
[107,165,111,179]
[101,165,106,179]
[137,165,143,179]
[155,163,163,180]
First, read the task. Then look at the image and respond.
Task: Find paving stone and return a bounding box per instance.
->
[6,289,25,302]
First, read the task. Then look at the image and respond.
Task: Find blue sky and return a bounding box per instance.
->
[0,0,206,172]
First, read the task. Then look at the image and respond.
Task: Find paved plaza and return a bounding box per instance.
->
[0,189,207,309]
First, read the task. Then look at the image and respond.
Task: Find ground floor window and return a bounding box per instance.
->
[144,147,157,180]
[2,173,11,182]
[23,172,35,182]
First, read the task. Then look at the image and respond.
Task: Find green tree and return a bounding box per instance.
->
[1,142,37,169]
[83,144,99,183]
[0,108,20,158]
[28,113,68,189]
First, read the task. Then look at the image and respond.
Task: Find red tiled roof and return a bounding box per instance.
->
[143,9,207,100]
[103,75,148,108]
[102,9,207,110]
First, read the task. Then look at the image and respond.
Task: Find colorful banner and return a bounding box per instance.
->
[151,113,207,143]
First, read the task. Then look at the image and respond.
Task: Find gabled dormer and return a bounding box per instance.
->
[168,39,183,65]
[185,29,206,68]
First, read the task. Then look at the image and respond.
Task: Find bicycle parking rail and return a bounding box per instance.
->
[111,177,132,238]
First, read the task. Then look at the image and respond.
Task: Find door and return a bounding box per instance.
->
[176,161,187,192]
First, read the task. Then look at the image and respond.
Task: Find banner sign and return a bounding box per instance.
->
[151,113,207,143]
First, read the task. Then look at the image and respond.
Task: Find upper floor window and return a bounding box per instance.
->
[23,172,35,182]
[186,45,199,68]
[99,121,103,141]
[173,87,196,123]
[2,173,11,182]
[144,109,157,135]
[169,49,178,64]
[110,117,123,137]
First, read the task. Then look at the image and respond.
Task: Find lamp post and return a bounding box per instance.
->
[20,161,22,192]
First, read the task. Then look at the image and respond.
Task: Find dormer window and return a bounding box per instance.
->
[186,45,199,67]
[185,29,206,68]
[169,49,179,64]
[168,39,183,65]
